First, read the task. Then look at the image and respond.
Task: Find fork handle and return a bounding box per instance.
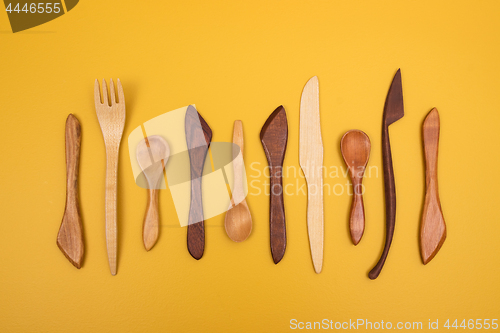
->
[105,146,120,275]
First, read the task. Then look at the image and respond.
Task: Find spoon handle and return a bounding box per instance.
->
[369,125,396,280]
[421,108,446,264]
[349,178,365,245]
[143,188,159,251]
[57,114,84,268]
[232,120,245,204]
[269,166,286,264]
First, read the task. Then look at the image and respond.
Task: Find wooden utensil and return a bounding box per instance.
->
[299,76,324,273]
[261,105,288,264]
[185,105,212,260]
[136,136,170,251]
[420,108,446,264]
[224,120,253,242]
[341,130,371,245]
[369,69,404,280]
[57,114,84,268]
[94,79,126,275]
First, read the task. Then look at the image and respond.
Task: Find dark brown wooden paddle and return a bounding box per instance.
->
[57,114,84,268]
[185,105,212,260]
[369,69,404,280]
[260,105,288,264]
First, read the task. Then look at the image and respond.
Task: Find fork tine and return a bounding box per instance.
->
[94,79,102,105]
[109,79,116,105]
[117,79,125,104]
[102,79,109,106]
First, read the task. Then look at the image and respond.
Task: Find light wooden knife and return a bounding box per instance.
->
[299,76,324,274]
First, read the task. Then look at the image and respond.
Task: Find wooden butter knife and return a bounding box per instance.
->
[299,76,324,273]
[57,114,84,268]
[185,105,212,260]
[420,108,446,264]
[369,69,404,280]
[261,105,288,264]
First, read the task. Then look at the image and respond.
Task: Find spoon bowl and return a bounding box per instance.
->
[341,130,371,245]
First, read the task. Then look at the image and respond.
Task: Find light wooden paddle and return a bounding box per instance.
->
[136,136,170,251]
[224,120,252,242]
[95,79,126,275]
[299,76,324,274]
[57,114,84,268]
[420,108,446,264]
[341,130,371,245]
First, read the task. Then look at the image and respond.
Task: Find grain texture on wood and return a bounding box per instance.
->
[299,76,324,273]
[57,114,84,268]
[420,108,446,264]
[341,130,371,245]
[369,69,404,280]
[136,136,170,251]
[95,79,126,275]
[261,105,288,264]
[185,105,212,260]
[224,120,253,242]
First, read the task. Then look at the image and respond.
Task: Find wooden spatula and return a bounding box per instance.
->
[420,108,446,264]
[299,76,324,273]
[369,69,404,280]
[261,106,288,264]
[224,120,253,242]
[185,105,212,260]
[57,114,84,268]
[136,136,170,251]
[341,130,371,245]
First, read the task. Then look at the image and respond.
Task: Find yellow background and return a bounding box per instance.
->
[1,1,499,332]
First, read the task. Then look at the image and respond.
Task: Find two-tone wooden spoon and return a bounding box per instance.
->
[185,105,212,260]
[57,114,84,268]
[261,106,288,264]
[420,108,446,264]
[136,136,170,251]
[341,130,371,245]
[224,120,252,242]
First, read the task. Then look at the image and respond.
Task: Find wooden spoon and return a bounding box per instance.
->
[136,135,170,251]
[225,120,252,242]
[260,105,288,264]
[341,130,371,245]
[420,108,446,264]
[57,114,84,268]
[185,105,212,260]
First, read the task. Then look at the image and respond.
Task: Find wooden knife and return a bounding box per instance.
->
[420,108,446,264]
[369,69,404,280]
[299,76,324,273]
[260,106,288,264]
[185,105,212,260]
[57,114,84,268]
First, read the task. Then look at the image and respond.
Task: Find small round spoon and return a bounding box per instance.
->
[136,135,170,251]
[225,120,252,242]
[341,130,371,245]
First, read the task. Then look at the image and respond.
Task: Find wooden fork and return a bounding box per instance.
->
[94,79,126,276]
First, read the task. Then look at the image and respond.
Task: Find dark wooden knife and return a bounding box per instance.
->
[369,69,404,280]
[185,105,212,260]
[260,105,288,264]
